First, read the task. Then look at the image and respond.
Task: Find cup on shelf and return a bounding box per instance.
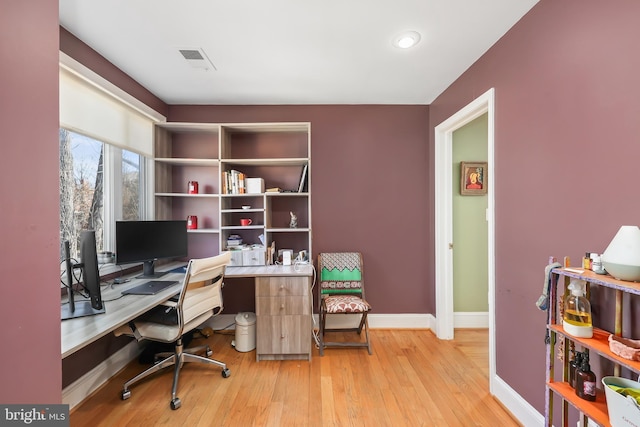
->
[240,218,252,226]
[188,181,199,194]
[187,215,198,229]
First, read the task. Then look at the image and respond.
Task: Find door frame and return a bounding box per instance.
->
[434,88,496,390]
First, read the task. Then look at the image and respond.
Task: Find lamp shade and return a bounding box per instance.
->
[601,225,640,281]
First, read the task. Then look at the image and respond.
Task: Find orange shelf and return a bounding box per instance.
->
[547,381,610,427]
[549,325,640,374]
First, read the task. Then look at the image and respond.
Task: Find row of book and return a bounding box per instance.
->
[222,169,246,194]
[222,163,307,195]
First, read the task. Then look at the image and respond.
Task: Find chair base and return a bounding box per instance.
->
[121,337,230,409]
[318,313,372,356]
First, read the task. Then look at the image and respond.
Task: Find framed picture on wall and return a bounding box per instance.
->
[460,161,487,195]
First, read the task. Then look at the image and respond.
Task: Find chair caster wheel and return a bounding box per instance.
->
[121,390,131,400]
[205,347,213,357]
[170,398,181,410]
[221,368,231,378]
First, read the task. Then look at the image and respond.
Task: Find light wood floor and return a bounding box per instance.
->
[70,329,521,426]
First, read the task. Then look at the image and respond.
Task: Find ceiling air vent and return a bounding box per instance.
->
[178,48,216,71]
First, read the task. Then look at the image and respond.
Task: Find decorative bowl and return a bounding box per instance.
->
[601,261,640,282]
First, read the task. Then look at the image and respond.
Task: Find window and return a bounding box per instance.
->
[59,55,164,263]
[59,129,145,260]
[121,150,140,221]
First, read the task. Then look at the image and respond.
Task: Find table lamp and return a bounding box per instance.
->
[601,225,640,282]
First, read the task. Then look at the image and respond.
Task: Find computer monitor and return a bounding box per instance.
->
[115,220,188,278]
[61,230,106,320]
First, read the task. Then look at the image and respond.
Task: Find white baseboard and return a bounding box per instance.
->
[206,313,435,330]
[368,313,434,329]
[63,340,142,410]
[454,311,489,328]
[491,374,543,427]
[309,313,434,330]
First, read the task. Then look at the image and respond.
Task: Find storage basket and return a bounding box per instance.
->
[602,376,640,427]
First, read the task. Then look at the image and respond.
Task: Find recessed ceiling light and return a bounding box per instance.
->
[393,31,421,49]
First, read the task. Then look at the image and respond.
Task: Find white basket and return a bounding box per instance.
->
[602,376,640,427]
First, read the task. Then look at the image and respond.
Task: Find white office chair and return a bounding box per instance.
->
[114,252,232,410]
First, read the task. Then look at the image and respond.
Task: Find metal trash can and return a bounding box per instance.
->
[234,312,256,352]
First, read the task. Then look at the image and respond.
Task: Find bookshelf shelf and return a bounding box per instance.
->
[155,192,219,198]
[187,228,219,234]
[221,158,307,167]
[155,158,219,167]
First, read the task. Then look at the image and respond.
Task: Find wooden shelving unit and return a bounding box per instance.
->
[153,122,311,264]
[545,267,640,426]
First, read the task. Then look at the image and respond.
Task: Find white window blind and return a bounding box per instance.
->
[59,61,162,157]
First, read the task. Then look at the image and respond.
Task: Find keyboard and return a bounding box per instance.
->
[121,280,178,296]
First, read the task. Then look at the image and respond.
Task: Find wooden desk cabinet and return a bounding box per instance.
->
[255,276,312,361]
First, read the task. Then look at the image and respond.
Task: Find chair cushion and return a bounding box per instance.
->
[320,252,363,292]
[323,295,371,313]
[113,311,213,343]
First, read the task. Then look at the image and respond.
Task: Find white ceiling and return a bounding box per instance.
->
[59,0,538,105]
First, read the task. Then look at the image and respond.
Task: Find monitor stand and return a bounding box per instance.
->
[136,260,169,279]
[61,301,105,320]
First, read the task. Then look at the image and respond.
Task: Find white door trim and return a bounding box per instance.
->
[434,88,496,390]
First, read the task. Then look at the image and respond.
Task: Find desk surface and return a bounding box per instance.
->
[226,264,314,278]
[61,262,314,358]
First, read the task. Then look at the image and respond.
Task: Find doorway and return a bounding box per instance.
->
[434,88,496,392]
[452,114,489,327]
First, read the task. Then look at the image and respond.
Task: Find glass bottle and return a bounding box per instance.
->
[575,354,596,401]
[569,351,583,389]
[563,279,593,338]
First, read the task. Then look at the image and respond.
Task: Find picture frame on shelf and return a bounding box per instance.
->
[460,161,487,195]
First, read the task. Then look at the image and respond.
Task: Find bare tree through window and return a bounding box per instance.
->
[59,130,104,261]
[59,129,142,264]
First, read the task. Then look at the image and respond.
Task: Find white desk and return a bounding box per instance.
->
[61,268,183,358]
[225,264,314,278]
[61,262,314,360]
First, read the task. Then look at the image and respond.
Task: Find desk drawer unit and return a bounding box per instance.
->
[255,276,312,361]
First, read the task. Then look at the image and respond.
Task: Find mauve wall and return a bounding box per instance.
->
[429,0,640,415]
[0,2,61,403]
[168,105,432,314]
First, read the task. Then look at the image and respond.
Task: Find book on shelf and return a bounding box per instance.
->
[297,163,308,193]
[222,169,247,194]
[266,187,281,193]
[266,241,276,265]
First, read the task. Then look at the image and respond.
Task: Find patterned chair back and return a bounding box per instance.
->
[318,252,363,295]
